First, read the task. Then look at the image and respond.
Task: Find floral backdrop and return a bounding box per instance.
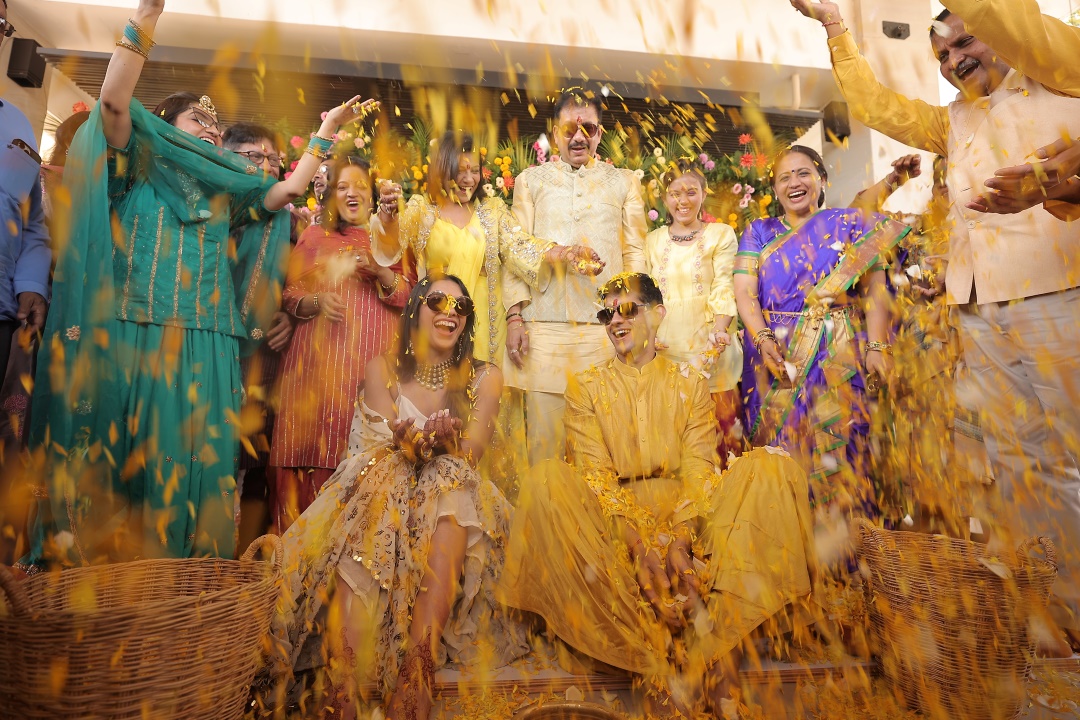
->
[277,115,781,235]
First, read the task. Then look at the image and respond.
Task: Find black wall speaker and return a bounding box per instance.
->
[6,38,46,89]
[823,101,851,142]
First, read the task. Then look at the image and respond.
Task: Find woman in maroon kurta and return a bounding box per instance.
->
[270,157,413,530]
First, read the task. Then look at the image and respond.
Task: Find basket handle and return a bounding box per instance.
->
[241,534,283,574]
[1017,536,1058,572]
[852,517,885,553]
[0,565,32,616]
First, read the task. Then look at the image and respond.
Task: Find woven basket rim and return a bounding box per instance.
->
[2,544,281,620]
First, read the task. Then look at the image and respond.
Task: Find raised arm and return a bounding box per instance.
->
[790,1,950,156]
[850,154,922,215]
[99,0,163,149]
[263,97,376,211]
[942,0,1080,97]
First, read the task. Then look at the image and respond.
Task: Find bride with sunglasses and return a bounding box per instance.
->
[270,274,528,720]
[372,130,602,366]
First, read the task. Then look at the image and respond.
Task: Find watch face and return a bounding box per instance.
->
[10,138,42,165]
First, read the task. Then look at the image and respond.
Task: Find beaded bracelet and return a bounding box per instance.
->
[865,340,892,353]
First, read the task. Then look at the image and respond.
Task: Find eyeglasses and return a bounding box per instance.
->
[236,150,283,167]
[187,107,221,133]
[423,292,474,317]
[559,121,600,139]
[0,18,16,38]
[596,301,649,325]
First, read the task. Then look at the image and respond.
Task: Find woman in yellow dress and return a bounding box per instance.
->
[371,131,602,365]
[645,159,743,461]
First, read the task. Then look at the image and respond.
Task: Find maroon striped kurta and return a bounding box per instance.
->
[270,224,412,471]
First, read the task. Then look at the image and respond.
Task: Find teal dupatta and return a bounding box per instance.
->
[25,99,289,566]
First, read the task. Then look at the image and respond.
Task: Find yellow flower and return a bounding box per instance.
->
[422,164,428,173]
[413,170,423,180]
[306,197,317,211]
[480,147,488,155]
[760,194,773,206]
[728,213,738,222]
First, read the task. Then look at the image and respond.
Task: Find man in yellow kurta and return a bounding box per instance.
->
[791,0,1080,649]
[502,90,647,465]
[499,272,817,718]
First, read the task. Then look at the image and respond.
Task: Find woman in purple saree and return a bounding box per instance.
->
[735,146,908,509]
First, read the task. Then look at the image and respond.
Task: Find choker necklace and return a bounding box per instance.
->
[669,227,701,243]
[415,358,454,391]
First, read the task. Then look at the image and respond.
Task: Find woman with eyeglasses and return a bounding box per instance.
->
[734,145,906,521]
[20,0,376,569]
[268,156,415,530]
[644,159,744,464]
[372,130,603,366]
[269,274,528,719]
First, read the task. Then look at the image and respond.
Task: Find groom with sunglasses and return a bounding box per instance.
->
[504,89,647,465]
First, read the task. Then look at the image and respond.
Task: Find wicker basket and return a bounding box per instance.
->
[0,534,282,720]
[515,702,622,719]
[854,519,1057,720]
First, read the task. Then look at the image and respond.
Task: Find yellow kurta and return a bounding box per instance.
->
[499,355,817,676]
[644,223,743,393]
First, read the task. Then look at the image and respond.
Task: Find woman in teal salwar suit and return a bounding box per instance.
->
[20,0,373,569]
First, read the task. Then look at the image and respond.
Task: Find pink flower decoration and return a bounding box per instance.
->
[702,211,717,223]
[355,138,365,148]
[704,160,715,171]
[732,183,743,195]
[739,197,750,208]
[698,153,709,163]
[290,136,303,149]
[72,101,91,114]
[739,133,753,145]
[533,141,541,150]
[746,185,756,194]
[740,153,755,168]
[284,171,293,179]
[321,111,329,121]
[648,209,659,221]
[290,160,299,171]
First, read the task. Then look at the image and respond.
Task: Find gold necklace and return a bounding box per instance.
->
[414,358,454,391]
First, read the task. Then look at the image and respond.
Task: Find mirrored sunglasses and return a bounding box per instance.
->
[424,292,474,317]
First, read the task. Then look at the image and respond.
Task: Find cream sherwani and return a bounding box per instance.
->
[830,30,1080,629]
[503,157,647,463]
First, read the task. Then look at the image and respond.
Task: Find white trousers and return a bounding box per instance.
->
[959,287,1080,629]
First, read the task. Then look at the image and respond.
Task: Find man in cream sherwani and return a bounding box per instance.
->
[504,89,647,465]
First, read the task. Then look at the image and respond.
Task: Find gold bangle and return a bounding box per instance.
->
[115,38,149,60]
[128,19,157,47]
[379,275,399,295]
[866,340,892,353]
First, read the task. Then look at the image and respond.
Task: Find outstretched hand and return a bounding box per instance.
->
[790,0,842,23]
[969,137,1080,215]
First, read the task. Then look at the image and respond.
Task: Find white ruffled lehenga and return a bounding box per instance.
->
[270,382,529,700]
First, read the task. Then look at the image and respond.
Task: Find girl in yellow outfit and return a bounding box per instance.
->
[645,159,743,461]
[371,131,602,365]
[499,272,818,718]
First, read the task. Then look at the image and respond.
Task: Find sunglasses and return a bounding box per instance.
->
[187,107,221,132]
[236,150,284,167]
[596,301,649,325]
[0,18,15,38]
[559,121,600,139]
[423,292,474,317]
